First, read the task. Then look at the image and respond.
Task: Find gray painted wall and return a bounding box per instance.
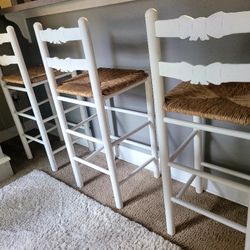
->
[2,0,250,174]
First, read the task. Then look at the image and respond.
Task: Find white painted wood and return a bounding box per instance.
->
[0,74,33,159]
[193,116,203,194]
[172,197,246,233]
[0,33,10,45]
[146,7,250,248]
[145,77,160,178]
[202,162,250,181]
[155,11,250,41]
[0,26,68,172]
[164,117,250,140]
[119,156,154,185]
[79,17,123,209]
[0,55,17,66]
[46,57,88,72]
[145,8,175,235]
[40,27,81,44]
[34,22,83,188]
[169,161,250,194]
[159,61,250,85]
[246,198,250,250]
[176,175,196,199]
[110,144,250,206]
[169,130,197,162]
[34,15,158,209]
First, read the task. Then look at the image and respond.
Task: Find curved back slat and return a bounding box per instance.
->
[155,11,250,41]
[0,33,11,45]
[146,8,250,85]
[46,57,88,72]
[39,27,81,44]
[159,62,250,85]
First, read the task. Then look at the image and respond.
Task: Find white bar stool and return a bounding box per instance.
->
[0,26,91,171]
[146,8,250,249]
[34,17,159,209]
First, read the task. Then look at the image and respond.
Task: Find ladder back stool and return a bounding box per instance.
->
[34,17,159,209]
[146,8,250,249]
[0,26,92,171]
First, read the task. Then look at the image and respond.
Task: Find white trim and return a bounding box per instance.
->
[0,120,35,143]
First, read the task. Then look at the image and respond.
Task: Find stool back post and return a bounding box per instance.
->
[146,7,250,249]
[6,26,59,171]
[33,22,83,186]
[145,8,175,235]
[78,17,122,209]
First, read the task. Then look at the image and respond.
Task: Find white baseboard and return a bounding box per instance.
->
[0,121,36,143]
[117,145,248,207]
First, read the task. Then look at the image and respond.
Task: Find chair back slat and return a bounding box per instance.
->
[0,33,11,45]
[159,62,250,85]
[0,55,18,66]
[46,57,88,72]
[155,11,250,41]
[39,27,81,44]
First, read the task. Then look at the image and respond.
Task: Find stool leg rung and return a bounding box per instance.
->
[16,111,36,120]
[169,130,198,162]
[119,156,155,185]
[66,128,103,144]
[25,134,44,144]
[74,156,110,175]
[70,113,97,131]
[84,146,104,161]
[6,84,27,92]
[112,121,150,147]
[176,174,196,199]
[172,197,246,233]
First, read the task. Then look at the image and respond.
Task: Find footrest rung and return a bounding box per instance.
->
[171,197,246,233]
[74,156,110,175]
[112,121,150,146]
[25,134,43,144]
[66,129,102,144]
[120,156,154,185]
[16,112,36,120]
[176,174,196,199]
[43,114,58,123]
[53,145,66,155]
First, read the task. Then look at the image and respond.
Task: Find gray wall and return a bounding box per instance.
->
[6,0,250,173]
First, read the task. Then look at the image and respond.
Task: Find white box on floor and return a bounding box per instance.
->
[0,154,13,182]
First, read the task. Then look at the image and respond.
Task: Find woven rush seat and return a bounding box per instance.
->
[2,65,62,85]
[56,67,148,97]
[164,82,250,125]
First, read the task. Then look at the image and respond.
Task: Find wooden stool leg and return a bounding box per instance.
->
[44,82,64,142]
[25,82,58,172]
[159,122,175,235]
[245,197,250,250]
[96,98,123,209]
[193,116,203,194]
[105,98,119,159]
[0,82,33,159]
[76,96,95,151]
[145,77,160,178]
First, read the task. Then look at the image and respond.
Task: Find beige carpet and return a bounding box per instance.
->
[1,135,247,250]
[0,170,180,250]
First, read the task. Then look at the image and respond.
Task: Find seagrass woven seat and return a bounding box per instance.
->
[56,67,148,97]
[2,65,62,85]
[164,82,250,125]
